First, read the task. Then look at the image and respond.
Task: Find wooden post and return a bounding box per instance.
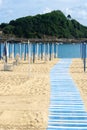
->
[24,43,26,60]
[0,43,1,60]
[40,43,41,60]
[7,42,9,59]
[56,43,58,58]
[48,43,49,61]
[80,43,83,59]
[44,43,46,61]
[41,43,43,60]
[20,43,21,60]
[52,43,54,60]
[49,43,51,61]
[37,43,38,60]
[54,43,56,58]
[33,43,35,63]
[83,43,86,72]
[28,40,31,76]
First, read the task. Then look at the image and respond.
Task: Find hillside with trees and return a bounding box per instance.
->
[0,10,87,39]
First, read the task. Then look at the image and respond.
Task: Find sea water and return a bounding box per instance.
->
[58,43,81,58]
[0,43,87,59]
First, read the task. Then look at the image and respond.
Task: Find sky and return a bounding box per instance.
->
[0,0,87,26]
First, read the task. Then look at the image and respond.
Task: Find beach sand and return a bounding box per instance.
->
[70,59,87,111]
[0,59,58,130]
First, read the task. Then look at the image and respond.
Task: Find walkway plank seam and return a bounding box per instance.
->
[47,59,87,130]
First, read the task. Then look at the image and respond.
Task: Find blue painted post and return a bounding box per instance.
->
[33,43,35,63]
[28,41,31,76]
[41,43,43,60]
[54,43,56,58]
[56,43,58,58]
[24,43,27,60]
[52,43,54,59]
[26,43,28,60]
[36,43,38,61]
[19,43,21,60]
[6,43,8,60]
[28,41,29,61]
[31,43,33,63]
[38,43,40,60]
[49,43,51,61]
[24,43,25,60]
[40,43,41,60]
[8,43,10,59]
[45,43,47,61]
[9,43,11,59]
[14,43,16,58]
[0,43,1,60]
[21,43,24,60]
[83,43,86,72]
[80,43,82,59]
[44,43,46,61]
[28,40,31,63]
[1,43,4,58]
[35,43,37,60]
[82,43,84,60]
[48,43,49,61]
[12,43,14,59]
[57,43,59,58]
[3,42,8,63]
[7,43,9,59]
[56,43,57,58]
[11,43,14,59]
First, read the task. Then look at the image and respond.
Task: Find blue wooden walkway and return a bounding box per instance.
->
[47,59,87,130]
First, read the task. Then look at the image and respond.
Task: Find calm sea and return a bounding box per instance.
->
[58,43,82,58]
[0,43,87,58]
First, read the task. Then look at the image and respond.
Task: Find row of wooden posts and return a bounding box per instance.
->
[0,42,86,72]
[0,42,59,63]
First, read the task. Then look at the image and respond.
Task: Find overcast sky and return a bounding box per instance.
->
[0,0,87,26]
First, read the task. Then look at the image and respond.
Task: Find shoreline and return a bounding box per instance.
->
[1,37,87,43]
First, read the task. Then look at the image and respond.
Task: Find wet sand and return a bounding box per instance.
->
[0,59,58,130]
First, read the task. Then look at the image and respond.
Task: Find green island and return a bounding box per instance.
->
[0,10,87,42]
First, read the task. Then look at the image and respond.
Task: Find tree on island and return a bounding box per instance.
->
[0,10,87,38]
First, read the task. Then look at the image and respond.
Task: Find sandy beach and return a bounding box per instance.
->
[1,58,87,129]
[70,59,87,111]
[0,59,58,130]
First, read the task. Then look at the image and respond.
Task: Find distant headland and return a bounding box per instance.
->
[0,10,87,42]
